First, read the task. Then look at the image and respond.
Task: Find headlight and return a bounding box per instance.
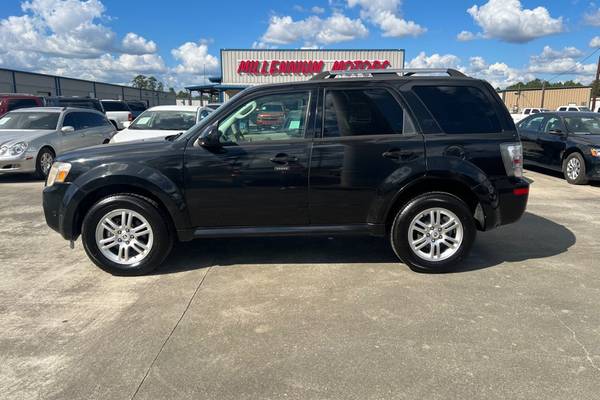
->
[8,142,28,156]
[591,148,600,158]
[46,162,71,187]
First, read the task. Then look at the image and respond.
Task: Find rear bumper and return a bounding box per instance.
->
[479,176,529,231]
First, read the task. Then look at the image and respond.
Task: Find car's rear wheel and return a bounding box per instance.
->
[390,192,476,273]
[34,148,54,179]
[563,153,588,185]
[81,194,172,275]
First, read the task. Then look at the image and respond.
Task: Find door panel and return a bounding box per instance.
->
[184,89,315,228]
[518,115,545,164]
[538,116,567,170]
[309,87,425,225]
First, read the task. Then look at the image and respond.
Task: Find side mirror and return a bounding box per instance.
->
[61,126,75,134]
[198,123,222,147]
[548,129,564,136]
[122,121,131,129]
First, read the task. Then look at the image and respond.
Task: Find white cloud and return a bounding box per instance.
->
[121,32,157,55]
[583,7,600,26]
[466,0,564,43]
[260,13,368,47]
[311,6,325,14]
[171,40,219,75]
[457,30,476,41]
[527,46,596,79]
[591,36,600,48]
[407,52,461,69]
[347,0,426,37]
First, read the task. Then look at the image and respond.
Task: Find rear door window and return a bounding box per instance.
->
[102,101,129,112]
[519,115,544,131]
[7,98,39,111]
[323,88,414,137]
[413,85,502,134]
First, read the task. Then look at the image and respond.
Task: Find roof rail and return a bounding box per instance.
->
[310,68,466,80]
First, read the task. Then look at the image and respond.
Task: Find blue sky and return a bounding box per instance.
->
[0,0,599,89]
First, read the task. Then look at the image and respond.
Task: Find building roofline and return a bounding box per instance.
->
[0,67,171,94]
[497,85,592,93]
[220,48,405,52]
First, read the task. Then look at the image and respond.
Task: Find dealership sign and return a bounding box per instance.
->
[237,59,392,75]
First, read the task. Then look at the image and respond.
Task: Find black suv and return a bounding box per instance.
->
[44,97,105,114]
[43,69,529,275]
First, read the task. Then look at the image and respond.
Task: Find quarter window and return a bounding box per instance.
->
[543,117,563,132]
[520,116,544,131]
[323,89,412,137]
[218,92,310,144]
[413,85,502,134]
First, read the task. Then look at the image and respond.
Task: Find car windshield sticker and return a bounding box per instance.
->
[289,120,300,129]
[136,117,151,125]
[0,117,10,125]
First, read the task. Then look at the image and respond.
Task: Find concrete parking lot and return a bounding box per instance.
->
[0,170,599,400]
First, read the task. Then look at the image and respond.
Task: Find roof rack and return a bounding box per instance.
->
[310,68,466,80]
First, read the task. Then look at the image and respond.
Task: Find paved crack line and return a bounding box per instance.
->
[550,307,600,374]
[130,267,212,400]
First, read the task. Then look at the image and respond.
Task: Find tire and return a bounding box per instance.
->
[563,153,588,185]
[390,192,476,273]
[34,147,55,179]
[81,194,173,275]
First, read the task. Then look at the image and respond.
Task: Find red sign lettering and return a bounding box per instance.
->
[237,59,391,75]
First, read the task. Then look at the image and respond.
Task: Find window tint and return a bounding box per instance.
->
[127,102,147,111]
[63,112,97,130]
[558,107,567,111]
[568,108,578,112]
[7,99,39,111]
[543,117,563,132]
[218,92,310,144]
[520,115,544,131]
[524,109,531,114]
[102,101,129,112]
[58,99,104,113]
[414,85,502,134]
[323,89,409,137]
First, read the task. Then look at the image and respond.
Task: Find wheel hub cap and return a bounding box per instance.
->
[95,209,154,265]
[408,208,464,262]
[567,158,580,180]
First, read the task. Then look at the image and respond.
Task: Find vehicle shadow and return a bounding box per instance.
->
[525,166,600,188]
[0,174,43,183]
[156,212,575,275]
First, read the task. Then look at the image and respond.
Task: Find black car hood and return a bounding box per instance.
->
[57,139,185,165]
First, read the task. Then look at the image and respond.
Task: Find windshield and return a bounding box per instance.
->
[0,112,59,130]
[564,115,600,134]
[129,110,197,131]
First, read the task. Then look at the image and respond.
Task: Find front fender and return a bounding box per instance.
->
[62,162,189,238]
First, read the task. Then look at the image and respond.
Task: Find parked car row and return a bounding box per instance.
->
[0,102,218,178]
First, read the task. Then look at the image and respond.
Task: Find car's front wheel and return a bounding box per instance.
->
[34,147,54,179]
[81,194,173,275]
[390,192,476,273]
[563,153,588,185]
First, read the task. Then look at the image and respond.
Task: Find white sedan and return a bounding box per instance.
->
[110,105,213,143]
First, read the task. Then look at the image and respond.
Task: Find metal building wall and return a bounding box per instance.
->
[221,49,405,86]
[500,87,592,112]
[0,68,176,105]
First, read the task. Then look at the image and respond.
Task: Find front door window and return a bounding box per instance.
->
[218,92,310,144]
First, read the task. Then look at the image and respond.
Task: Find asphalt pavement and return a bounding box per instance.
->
[0,170,599,400]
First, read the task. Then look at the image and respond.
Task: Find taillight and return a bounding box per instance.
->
[128,113,133,121]
[500,142,523,177]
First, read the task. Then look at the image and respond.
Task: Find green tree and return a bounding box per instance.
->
[157,82,164,92]
[131,75,148,89]
[506,79,584,91]
[168,87,176,94]
[176,90,189,99]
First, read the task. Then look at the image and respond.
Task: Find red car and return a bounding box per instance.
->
[0,94,43,117]
[256,102,286,129]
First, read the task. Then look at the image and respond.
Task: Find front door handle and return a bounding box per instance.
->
[382,149,413,160]
[270,153,298,164]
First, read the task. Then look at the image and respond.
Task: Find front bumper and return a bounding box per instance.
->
[43,182,79,240]
[0,154,36,174]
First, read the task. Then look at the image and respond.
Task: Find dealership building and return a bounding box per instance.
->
[186,49,406,102]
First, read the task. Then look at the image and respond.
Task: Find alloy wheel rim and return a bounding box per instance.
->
[40,153,53,174]
[408,207,464,262]
[95,209,154,266]
[566,158,580,180]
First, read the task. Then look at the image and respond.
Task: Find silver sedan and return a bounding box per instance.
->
[0,107,116,178]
